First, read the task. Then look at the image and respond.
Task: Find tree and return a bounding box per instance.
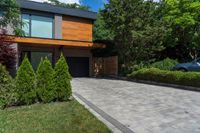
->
[0,30,16,72]
[54,53,72,101]
[45,0,90,11]
[162,0,200,60]
[93,12,114,41]
[15,55,36,105]
[36,57,55,103]
[102,0,166,72]
[0,0,23,35]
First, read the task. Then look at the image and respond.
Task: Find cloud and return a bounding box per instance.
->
[29,0,80,4]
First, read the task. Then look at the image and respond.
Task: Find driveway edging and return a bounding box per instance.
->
[73,92,134,133]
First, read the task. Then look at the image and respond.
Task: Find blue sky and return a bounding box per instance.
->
[81,0,107,12]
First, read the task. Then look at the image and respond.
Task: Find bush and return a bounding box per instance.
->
[54,53,72,101]
[0,64,16,109]
[36,57,55,103]
[128,68,200,88]
[15,55,36,105]
[150,58,179,70]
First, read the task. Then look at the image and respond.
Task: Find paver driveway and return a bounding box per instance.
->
[72,78,200,133]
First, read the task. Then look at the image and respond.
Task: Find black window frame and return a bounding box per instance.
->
[21,12,55,39]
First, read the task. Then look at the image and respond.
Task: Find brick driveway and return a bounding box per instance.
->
[72,78,200,133]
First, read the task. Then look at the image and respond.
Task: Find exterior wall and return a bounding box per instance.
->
[62,16,93,42]
[17,44,92,76]
[54,14,62,39]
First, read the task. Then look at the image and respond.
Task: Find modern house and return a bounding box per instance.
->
[4,0,106,77]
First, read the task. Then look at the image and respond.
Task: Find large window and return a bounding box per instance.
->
[22,51,53,71]
[22,14,53,38]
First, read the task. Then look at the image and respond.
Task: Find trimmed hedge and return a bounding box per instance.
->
[150,58,178,70]
[128,68,200,88]
[0,64,15,109]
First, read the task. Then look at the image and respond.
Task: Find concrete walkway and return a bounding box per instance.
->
[72,78,200,133]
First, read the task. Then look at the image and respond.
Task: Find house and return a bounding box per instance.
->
[4,0,107,77]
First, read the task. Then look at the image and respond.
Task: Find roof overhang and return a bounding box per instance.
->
[4,36,105,49]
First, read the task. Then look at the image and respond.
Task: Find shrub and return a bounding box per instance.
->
[15,55,36,105]
[128,68,200,88]
[150,58,179,70]
[54,53,72,101]
[0,64,16,109]
[36,57,55,103]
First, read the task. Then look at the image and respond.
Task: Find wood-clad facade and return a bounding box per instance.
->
[7,0,107,77]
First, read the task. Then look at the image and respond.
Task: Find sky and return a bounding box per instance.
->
[29,0,107,12]
[30,0,160,12]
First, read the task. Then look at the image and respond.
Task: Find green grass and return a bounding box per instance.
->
[0,100,112,133]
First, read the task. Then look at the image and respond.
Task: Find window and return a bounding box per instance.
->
[22,14,30,36]
[22,14,53,38]
[21,51,53,71]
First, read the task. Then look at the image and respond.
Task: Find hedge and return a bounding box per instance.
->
[128,68,200,88]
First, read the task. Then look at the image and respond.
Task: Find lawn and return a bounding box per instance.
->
[0,99,112,133]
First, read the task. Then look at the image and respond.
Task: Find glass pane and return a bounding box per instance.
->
[31,15,53,38]
[31,52,53,71]
[22,14,30,36]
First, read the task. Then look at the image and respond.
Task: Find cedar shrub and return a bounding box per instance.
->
[0,64,15,109]
[15,55,36,105]
[54,53,72,101]
[36,57,55,103]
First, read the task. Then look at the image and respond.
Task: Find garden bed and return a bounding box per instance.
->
[0,99,111,133]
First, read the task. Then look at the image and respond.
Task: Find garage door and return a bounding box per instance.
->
[66,57,89,77]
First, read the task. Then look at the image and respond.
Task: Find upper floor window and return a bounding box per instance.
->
[22,14,53,38]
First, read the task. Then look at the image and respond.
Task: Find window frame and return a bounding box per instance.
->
[21,12,55,39]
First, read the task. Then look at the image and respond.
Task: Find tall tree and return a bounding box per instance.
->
[45,0,90,11]
[162,0,200,60]
[93,12,114,41]
[102,0,166,71]
[0,0,22,35]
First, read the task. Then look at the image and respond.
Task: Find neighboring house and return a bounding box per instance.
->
[5,0,105,77]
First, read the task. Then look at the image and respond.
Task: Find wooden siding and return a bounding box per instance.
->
[62,16,93,42]
[5,36,105,48]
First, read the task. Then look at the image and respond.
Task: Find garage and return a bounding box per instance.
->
[66,57,89,77]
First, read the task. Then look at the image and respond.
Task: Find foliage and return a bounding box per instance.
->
[93,13,114,41]
[0,32,16,71]
[54,53,72,101]
[36,57,55,103]
[128,68,200,88]
[102,0,166,71]
[15,55,36,105]
[0,64,15,109]
[150,58,179,70]
[162,0,200,60]
[45,0,90,11]
[0,0,23,35]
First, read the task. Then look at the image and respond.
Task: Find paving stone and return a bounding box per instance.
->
[72,78,200,133]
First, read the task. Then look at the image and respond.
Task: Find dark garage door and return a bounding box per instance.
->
[66,57,89,77]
